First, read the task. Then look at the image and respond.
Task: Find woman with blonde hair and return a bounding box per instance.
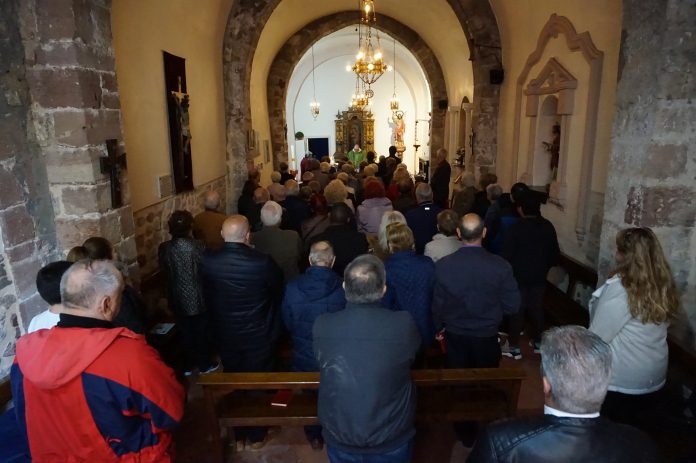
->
[589,227,679,426]
[369,210,407,261]
[382,222,436,359]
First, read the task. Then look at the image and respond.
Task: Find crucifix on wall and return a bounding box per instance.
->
[163,51,194,194]
[100,139,127,209]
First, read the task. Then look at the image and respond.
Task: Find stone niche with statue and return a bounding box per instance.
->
[335,108,375,155]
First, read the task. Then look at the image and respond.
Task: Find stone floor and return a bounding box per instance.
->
[173,340,544,463]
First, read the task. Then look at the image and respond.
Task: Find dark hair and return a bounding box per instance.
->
[36,261,73,305]
[479,172,498,190]
[367,151,376,163]
[397,178,414,194]
[83,237,113,260]
[310,193,329,215]
[329,203,351,224]
[279,161,289,171]
[519,195,541,216]
[511,182,530,204]
[66,246,89,262]
[343,254,386,303]
[241,179,257,197]
[388,145,397,156]
[168,210,194,238]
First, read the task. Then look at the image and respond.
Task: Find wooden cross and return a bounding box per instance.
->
[100,139,127,209]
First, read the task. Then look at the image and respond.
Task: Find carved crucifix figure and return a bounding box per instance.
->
[100,139,127,209]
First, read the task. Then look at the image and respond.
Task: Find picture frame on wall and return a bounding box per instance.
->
[247,129,257,151]
[264,139,271,163]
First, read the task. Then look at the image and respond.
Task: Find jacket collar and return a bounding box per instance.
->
[345,301,383,311]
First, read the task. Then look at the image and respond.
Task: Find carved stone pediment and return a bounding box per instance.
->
[525,58,578,95]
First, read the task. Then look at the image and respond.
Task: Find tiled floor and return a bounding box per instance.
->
[174,341,545,463]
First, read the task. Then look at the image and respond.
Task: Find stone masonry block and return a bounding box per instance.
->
[36,0,76,40]
[0,112,27,160]
[60,183,111,216]
[53,110,121,147]
[625,186,696,228]
[641,143,688,179]
[55,217,101,250]
[34,42,114,70]
[0,205,35,247]
[27,68,102,109]
[45,148,103,184]
[11,257,42,300]
[119,206,135,238]
[19,293,45,332]
[0,164,24,209]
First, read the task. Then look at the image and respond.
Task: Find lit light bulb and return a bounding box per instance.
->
[367,63,374,70]
[356,51,364,60]
[374,52,382,60]
[364,4,371,13]
[346,65,351,71]
[387,65,393,72]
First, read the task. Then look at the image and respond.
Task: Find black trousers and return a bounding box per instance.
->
[601,389,665,430]
[509,283,546,347]
[177,312,213,371]
[445,332,501,446]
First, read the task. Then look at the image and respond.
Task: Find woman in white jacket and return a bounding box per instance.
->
[589,227,679,426]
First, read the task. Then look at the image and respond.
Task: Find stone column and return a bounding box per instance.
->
[0,0,138,375]
[598,0,696,345]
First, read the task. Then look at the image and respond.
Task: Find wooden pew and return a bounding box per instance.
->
[199,367,526,463]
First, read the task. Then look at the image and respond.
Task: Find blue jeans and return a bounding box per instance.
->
[327,439,413,463]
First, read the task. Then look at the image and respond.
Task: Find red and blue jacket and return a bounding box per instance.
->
[11,324,184,462]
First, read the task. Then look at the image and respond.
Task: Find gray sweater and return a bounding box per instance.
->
[589,276,668,394]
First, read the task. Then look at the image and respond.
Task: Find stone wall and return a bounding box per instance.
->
[0,0,136,377]
[134,176,227,277]
[599,0,696,348]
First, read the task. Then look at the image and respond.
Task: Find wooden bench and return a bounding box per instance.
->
[199,368,525,463]
[544,253,597,327]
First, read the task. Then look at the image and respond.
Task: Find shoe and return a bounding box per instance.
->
[249,437,267,451]
[200,362,220,375]
[310,438,324,451]
[235,440,245,452]
[502,346,522,360]
[183,369,194,377]
[529,341,541,353]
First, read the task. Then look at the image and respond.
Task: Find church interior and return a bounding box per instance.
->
[0,0,695,461]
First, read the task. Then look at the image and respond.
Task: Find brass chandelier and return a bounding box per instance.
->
[350,0,388,85]
[350,76,371,111]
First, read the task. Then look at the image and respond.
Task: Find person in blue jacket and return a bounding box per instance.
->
[382,222,436,361]
[281,240,346,450]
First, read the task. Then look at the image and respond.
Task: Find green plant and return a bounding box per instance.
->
[294,131,304,140]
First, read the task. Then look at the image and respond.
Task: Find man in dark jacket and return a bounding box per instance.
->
[282,241,346,449]
[201,215,283,450]
[282,179,312,233]
[501,195,560,359]
[432,213,520,445]
[314,254,420,462]
[468,326,659,463]
[405,183,443,254]
[429,147,451,208]
[311,203,368,275]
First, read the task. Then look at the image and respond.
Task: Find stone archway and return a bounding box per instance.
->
[266,11,448,168]
[222,0,502,212]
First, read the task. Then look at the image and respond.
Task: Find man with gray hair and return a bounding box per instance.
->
[11,260,184,461]
[314,254,420,462]
[268,171,286,202]
[405,182,443,254]
[468,326,659,462]
[281,241,346,450]
[252,200,301,283]
[193,190,227,250]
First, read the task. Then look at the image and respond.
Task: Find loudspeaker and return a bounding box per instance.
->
[437,99,448,110]
[490,69,504,85]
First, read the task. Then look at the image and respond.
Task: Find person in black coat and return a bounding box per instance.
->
[200,215,283,449]
[468,326,659,463]
[311,203,369,276]
[501,194,560,357]
[429,148,451,208]
[405,183,442,254]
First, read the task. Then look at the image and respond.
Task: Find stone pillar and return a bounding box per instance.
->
[598,0,696,346]
[0,0,138,375]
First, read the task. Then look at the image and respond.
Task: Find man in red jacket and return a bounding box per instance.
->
[11,259,184,462]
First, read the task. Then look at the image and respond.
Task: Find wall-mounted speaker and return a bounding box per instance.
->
[490,69,504,85]
[437,99,448,110]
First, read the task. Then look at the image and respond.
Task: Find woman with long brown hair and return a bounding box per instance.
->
[589,227,680,425]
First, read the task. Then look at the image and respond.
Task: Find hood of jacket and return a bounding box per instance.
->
[16,327,137,389]
[362,197,392,208]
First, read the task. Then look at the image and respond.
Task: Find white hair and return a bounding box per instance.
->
[270,171,281,183]
[260,201,283,227]
[460,172,476,188]
[378,210,407,251]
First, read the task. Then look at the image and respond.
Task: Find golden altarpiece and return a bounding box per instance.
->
[334,108,375,155]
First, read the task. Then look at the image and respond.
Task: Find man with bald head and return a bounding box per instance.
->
[12,260,184,461]
[431,213,519,445]
[193,190,227,250]
[201,215,283,449]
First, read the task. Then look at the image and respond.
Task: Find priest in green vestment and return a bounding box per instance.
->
[347,144,366,166]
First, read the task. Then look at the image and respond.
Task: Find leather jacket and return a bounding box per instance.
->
[467,415,660,463]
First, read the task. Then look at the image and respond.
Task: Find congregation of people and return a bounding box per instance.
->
[3,145,681,463]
